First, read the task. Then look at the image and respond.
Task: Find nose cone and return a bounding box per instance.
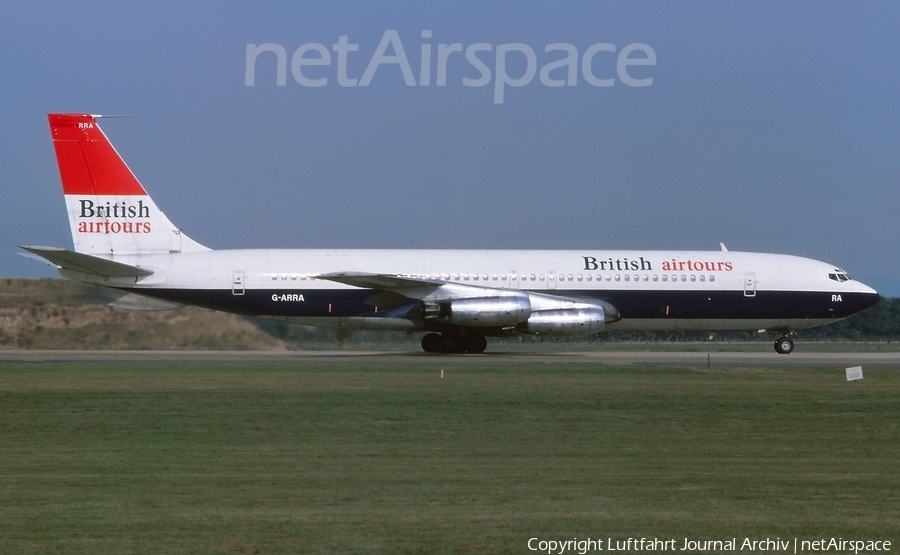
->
[858,280,878,296]
[851,281,881,314]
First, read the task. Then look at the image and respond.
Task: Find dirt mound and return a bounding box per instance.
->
[0,279,287,350]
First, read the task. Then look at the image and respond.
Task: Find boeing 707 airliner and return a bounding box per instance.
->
[22,114,880,353]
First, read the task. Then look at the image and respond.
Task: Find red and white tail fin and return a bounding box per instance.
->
[49,114,209,255]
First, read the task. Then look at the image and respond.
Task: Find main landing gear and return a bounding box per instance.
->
[421,333,488,354]
[774,335,794,355]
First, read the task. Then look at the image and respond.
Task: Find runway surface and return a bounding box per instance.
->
[2,350,899,367]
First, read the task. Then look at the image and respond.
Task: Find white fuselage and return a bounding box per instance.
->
[63,248,879,334]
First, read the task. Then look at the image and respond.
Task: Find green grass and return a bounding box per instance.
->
[1,362,899,554]
[486,339,900,353]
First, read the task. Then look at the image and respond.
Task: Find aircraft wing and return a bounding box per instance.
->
[316,272,444,289]
[19,246,153,279]
[316,270,615,311]
[315,272,447,310]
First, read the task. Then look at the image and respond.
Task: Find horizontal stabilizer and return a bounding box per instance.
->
[19,246,153,278]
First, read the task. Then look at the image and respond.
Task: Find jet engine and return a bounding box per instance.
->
[518,306,606,335]
[435,290,531,326]
[421,285,616,337]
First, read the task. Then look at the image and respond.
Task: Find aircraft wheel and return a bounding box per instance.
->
[421,333,442,353]
[441,334,462,353]
[464,335,488,354]
[774,336,794,355]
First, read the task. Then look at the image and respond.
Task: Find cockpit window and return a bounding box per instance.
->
[828,270,851,283]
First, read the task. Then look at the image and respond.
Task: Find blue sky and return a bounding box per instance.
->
[3,1,898,295]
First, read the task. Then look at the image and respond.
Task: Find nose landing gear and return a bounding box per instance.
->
[774,335,794,354]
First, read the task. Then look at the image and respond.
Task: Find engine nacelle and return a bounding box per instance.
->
[518,306,606,336]
[438,291,531,327]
